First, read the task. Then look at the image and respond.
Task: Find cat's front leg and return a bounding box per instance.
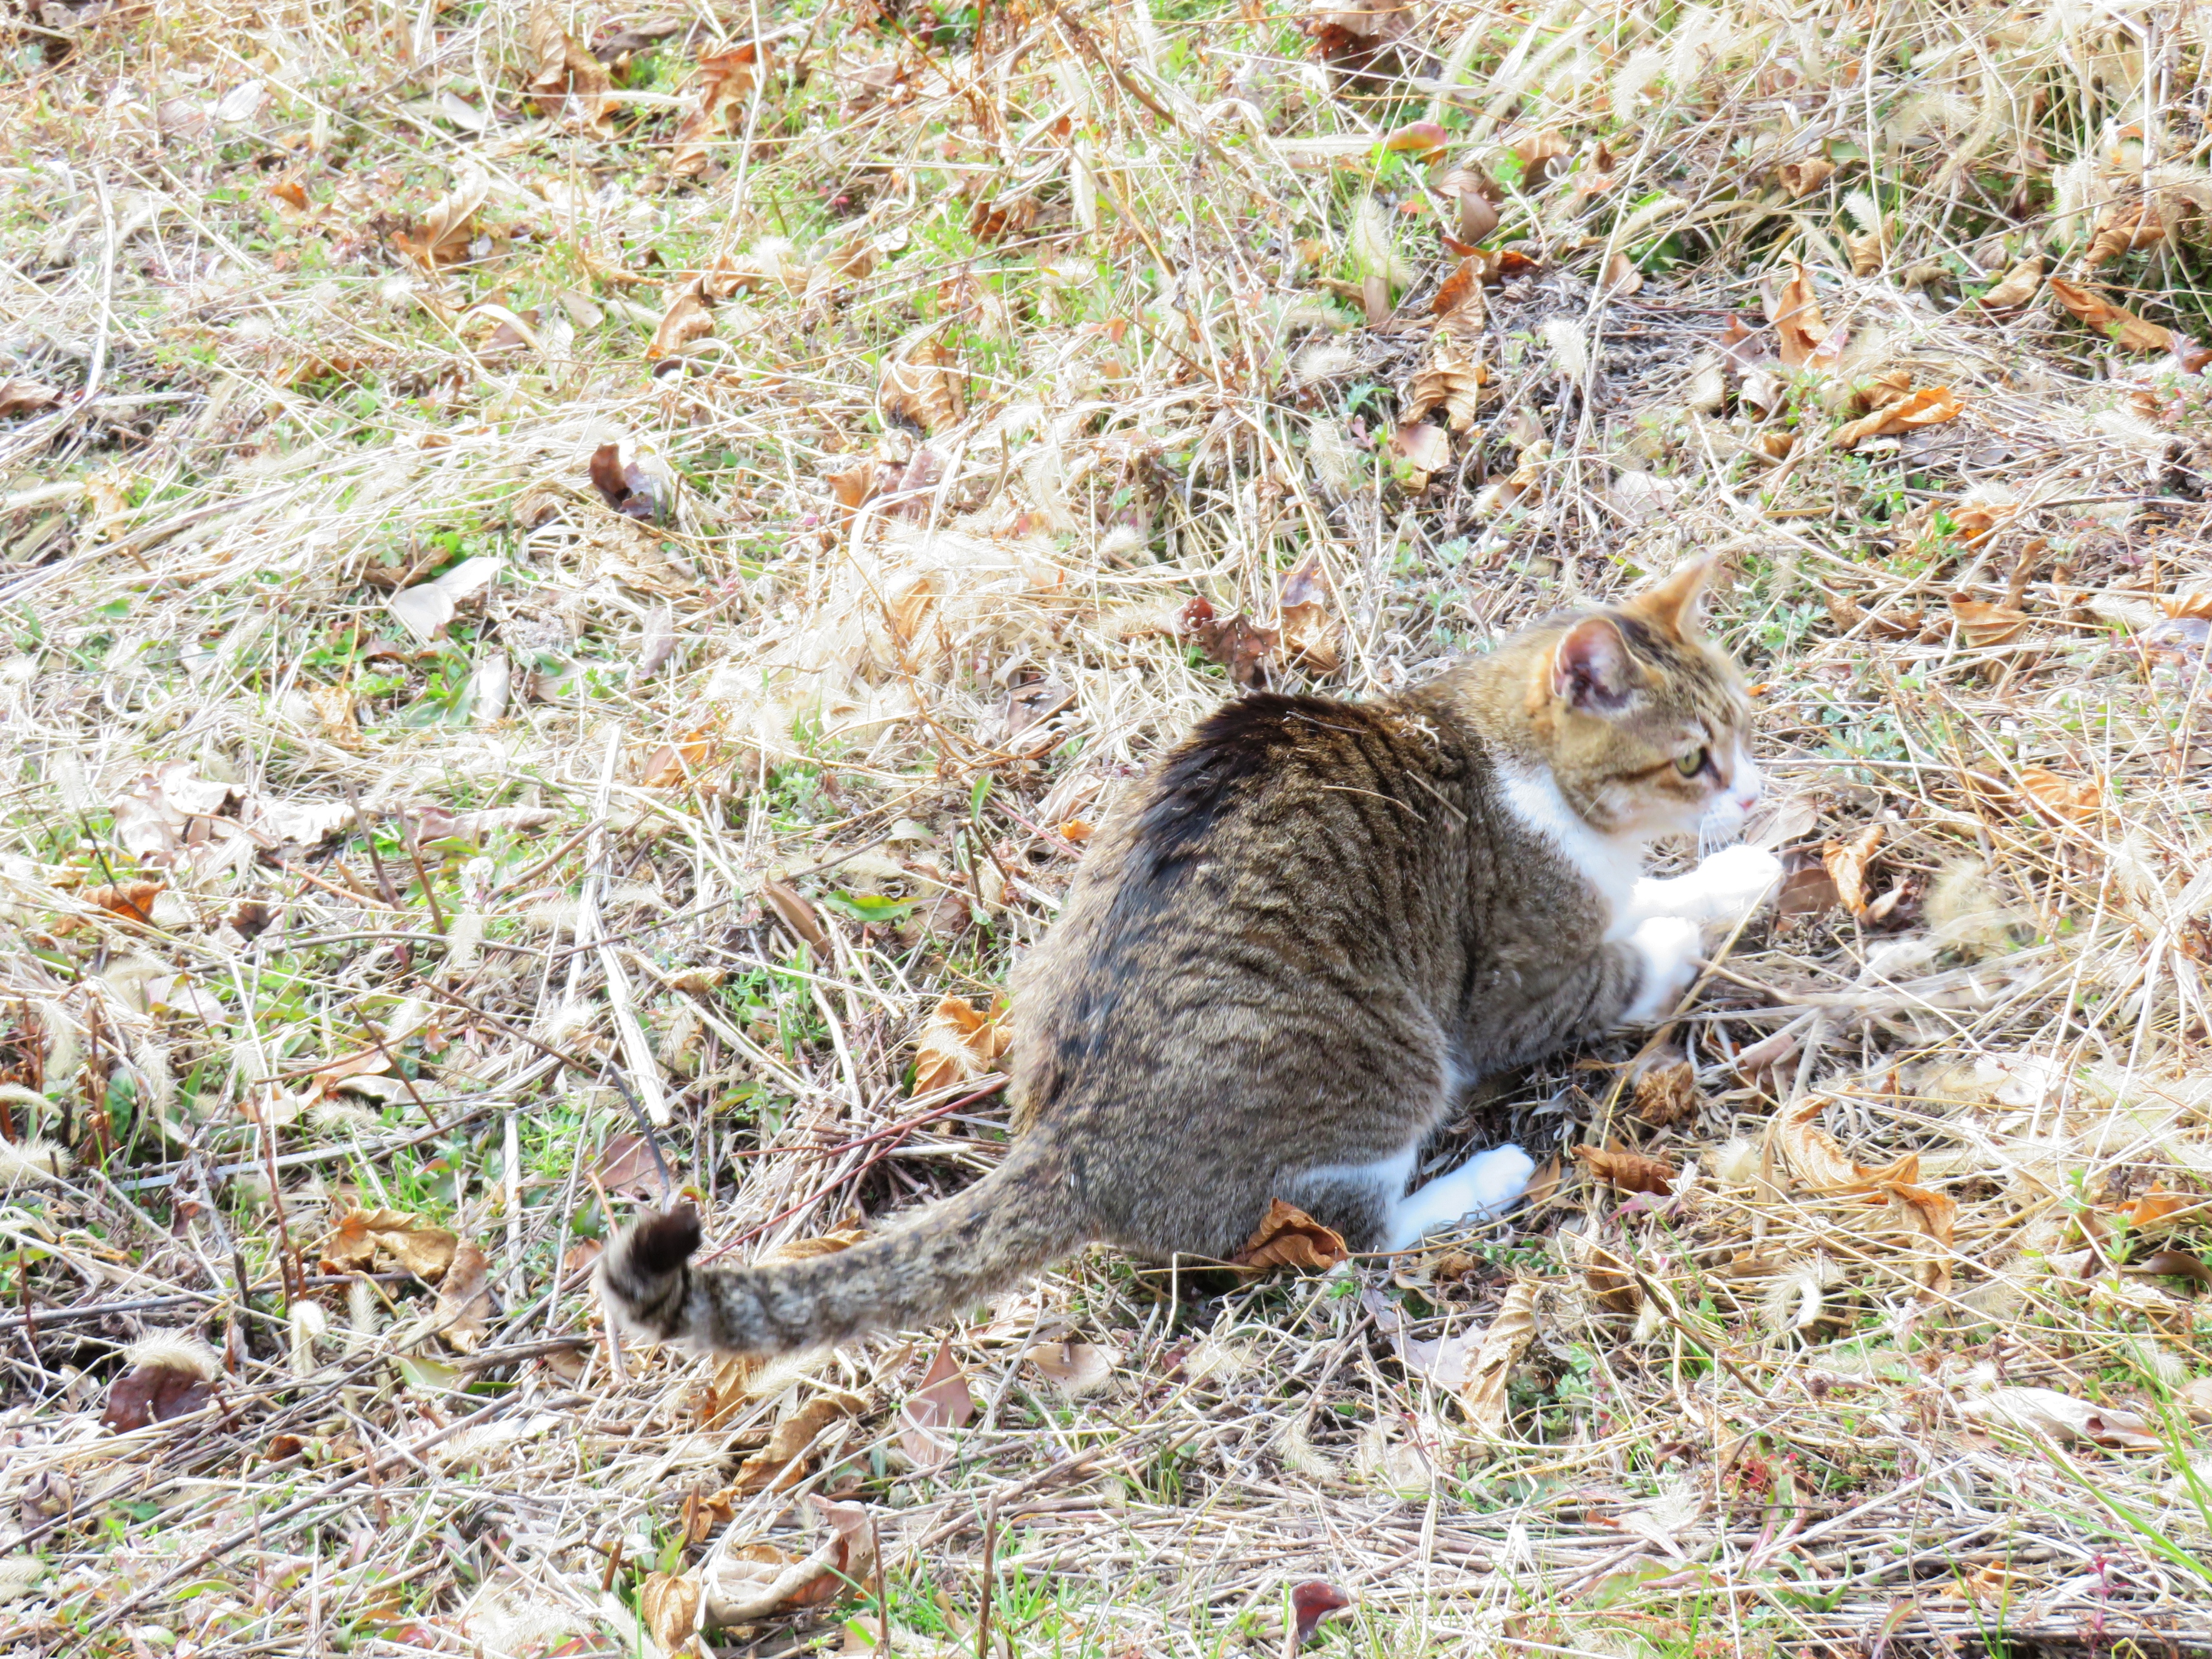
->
[1627,844,1783,928]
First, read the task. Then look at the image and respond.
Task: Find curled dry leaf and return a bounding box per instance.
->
[102,1350,220,1432]
[1233,1198,1350,1272]
[1949,596,2029,648]
[1403,335,1487,430]
[703,1496,874,1627]
[1460,1280,1540,1438]
[1775,157,1835,197]
[595,1131,671,1201]
[1886,1183,1958,1291]
[1435,166,1500,244]
[1822,823,1883,917]
[1429,258,1486,327]
[1961,1386,2162,1450]
[1631,1058,1700,1128]
[320,1206,460,1281]
[669,44,762,175]
[1381,120,1447,161]
[1390,420,1452,479]
[641,726,721,789]
[1978,256,2042,310]
[388,555,504,645]
[1182,594,1278,688]
[1276,554,1340,672]
[2048,279,2171,353]
[1772,261,1841,372]
[1570,1144,1679,1196]
[760,877,828,950]
[1834,386,1961,449]
[587,440,675,523]
[897,1340,976,1472]
[638,1571,702,1651]
[1769,1096,1918,1195]
[2085,199,2167,270]
[2019,766,2101,826]
[646,283,714,361]
[391,166,489,267]
[527,3,614,138]
[681,1486,737,1546]
[910,994,1012,1098]
[1292,1581,1354,1644]
[2122,1187,2206,1232]
[431,1241,492,1353]
[81,878,164,925]
[734,1390,864,1495]
[1027,1341,1120,1395]
[879,344,965,433]
[1603,252,1643,296]
[0,377,62,418]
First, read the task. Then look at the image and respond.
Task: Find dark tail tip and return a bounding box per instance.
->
[628,1205,703,1276]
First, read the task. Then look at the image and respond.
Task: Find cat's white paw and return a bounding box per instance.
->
[1387,1144,1537,1250]
[1623,914,1701,1021]
[1681,843,1785,922]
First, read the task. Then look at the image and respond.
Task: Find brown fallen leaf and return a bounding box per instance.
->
[2019,766,2101,826]
[1429,257,1485,327]
[2122,1187,2205,1231]
[641,726,721,789]
[527,2,615,138]
[1775,157,1835,198]
[102,1339,220,1432]
[968,191,1040,243]
[391,166,489,267]
[2085,199,2166,270]
[594,1132,670,1201]
[1822,823,1883,917]
[646,282,714,362]
[2048,278,2171,353]
[2133,1248,2212,1286]
[1978,256,2042,310]
[1886,1182,1959,1291]
[879,344,965,433]
[1774,860,1840,917]
[1435,167,1500,244]
[1949,595,2029,648]
[680,1486,736,1546]
[703,1496,875,1627]
[1292,1581,1355,1644]
[734,1390,863,1495]
[1460,1280,1540,1438]
[1773,261,1839,371]
[1632,1059,1700,1128]
[321,1207,459,1281]
[669,43,762,175]
[0,377,62,418]
[1769,1095,1917,1194]
[1381,119,1447,161]
[1402,335,1486,431]
[1834,386,1962,449]
[1962,1386,2162,1450]
[431,1241,492,1353]
[1570,1144,1679,1196]
[1182,594,1278,688]
[910,994,1012,1098]
[1603,251,1644,296]
[81,878,165,925]
[1276,554,1340,672]
[761,877,828,950]
[1027,1341,1120,1395]
[1232,1198,1350,1272]
[587,440,674,523]
[639,1572,702,1651]
[1389,420,1453,480]
[897,1341,976,1472]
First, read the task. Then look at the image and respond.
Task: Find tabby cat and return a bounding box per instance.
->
[601,560,1780,1354]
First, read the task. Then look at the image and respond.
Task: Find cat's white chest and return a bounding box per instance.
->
[1496,764,1647,939]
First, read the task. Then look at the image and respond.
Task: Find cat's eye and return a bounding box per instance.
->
[1675,746,1709,778]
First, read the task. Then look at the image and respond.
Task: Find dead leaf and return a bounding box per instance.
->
[1181,594,1278,688]
[2132,1249,2212,1285]
[734,1391,863,1495]
[669,44,762,175]
[2019,766,2101,826]
[2085,199,2166,270]
[1773,261,1840,371]
[1775,157,1835,198]
[2123,1187,2204,1231]
[1603,252,1643,296]
[1962,1386,2162,1450]
[391,166,489,267]
[1834,386,1962,449]
[1632,1059,1700,1128]
[1460,1280,1540,1438]
[528,2,615,138]
[646,282,714,361]
[81,879,165,925]
[102,1356,218,1432]
[879,344,965,433]
[1435,167,1499,243]
[1979,256,2042,310]
[1429,258,1485,327]
[320,1207,460,1281]
[1887,1183,1958,1291]
[1027,1341,1119,1395]
[681,1486,737,1546]
[2171,333,2212,375]
[826,461,876,516]
[968,192,1039,243]
[1570,1144,1679,1196]
[910,995,1012,1098]
[1846,223,1891,277]
[642,726,720,789]
[387,555,504,645]
[0,377,62,418]
[1292,1581,1353,1643]
[1381,120,1447,161]
[762,877,828,950]
[1389,420,1452,479]
[703,1496,875,1627]
[432,1241,492,1353]
[897,1341,976,1472]
[1232,1199,1350,1272]
[1948,595,2029,648]
[2048,279,2171,353]
[1276,554,1340,672]
[639,1572,702,1650]
[1770,1096,1918,1195]
[595,1132,669,1201]
[1821,824,1883,917]
[587,440,675,523]
[1509,127,1567,182]
[1402,335,1487,431]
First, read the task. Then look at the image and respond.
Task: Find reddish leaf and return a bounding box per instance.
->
[1181,595,1278,688]
[1292,1581,1353,1643]
[1232,1199,1349,1272]
[102,1362,217,1432]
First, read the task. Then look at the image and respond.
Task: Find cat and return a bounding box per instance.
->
[600,560,1781,1355]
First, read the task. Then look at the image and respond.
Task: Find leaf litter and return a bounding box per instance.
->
[10,2,2212,1656]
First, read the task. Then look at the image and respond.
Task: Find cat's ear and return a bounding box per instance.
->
[1552,616,1641,711]
[1626,558,1714,637]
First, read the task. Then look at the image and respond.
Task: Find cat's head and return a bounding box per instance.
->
[1520,561,1761,842]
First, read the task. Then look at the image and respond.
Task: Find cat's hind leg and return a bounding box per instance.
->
[1385,1144,1536,1252]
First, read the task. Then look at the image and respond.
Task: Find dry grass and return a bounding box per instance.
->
[5,1,2212,1654]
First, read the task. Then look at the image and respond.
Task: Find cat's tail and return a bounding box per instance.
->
[595,1136,1085,1355]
